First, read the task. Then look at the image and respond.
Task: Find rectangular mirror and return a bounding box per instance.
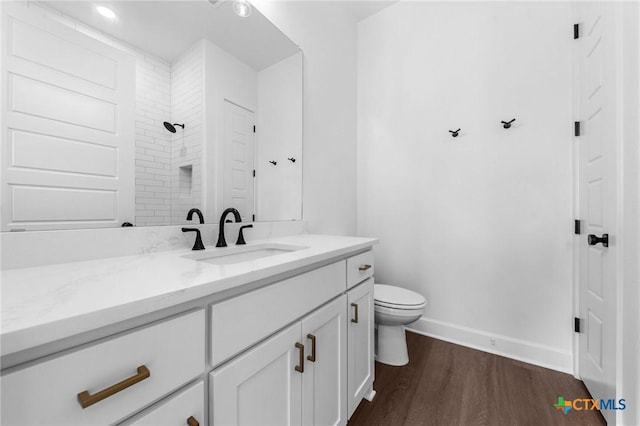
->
[0,0,302,231]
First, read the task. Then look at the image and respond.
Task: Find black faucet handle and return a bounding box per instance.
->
[182,228,205,250]
[236,224,253,245]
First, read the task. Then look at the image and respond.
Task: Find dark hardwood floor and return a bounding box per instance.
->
[349,331,606,426]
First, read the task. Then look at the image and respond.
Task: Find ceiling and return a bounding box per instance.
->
[338,1,397,22]
[41,0,300,69]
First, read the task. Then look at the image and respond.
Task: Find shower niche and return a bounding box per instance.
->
[179,166,193,198]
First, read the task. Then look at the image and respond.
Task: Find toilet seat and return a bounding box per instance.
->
[374,284,426,310]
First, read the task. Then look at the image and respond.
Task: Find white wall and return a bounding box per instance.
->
[257,52,303,221]
[619,2,640,423]
[252,1,358,235]
[202,39,258,221]
[357,2,574,371]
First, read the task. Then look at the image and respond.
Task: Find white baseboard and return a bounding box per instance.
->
[406,317,573,375]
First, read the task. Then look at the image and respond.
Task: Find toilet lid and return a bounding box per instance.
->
[374,284,426,308]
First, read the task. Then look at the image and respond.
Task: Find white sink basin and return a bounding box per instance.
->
[182,243,306,265]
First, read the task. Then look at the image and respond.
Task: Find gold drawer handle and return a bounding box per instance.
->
[359,264,372,271]
[351,303,359,323]
[77,365,150,409]
[187,416,200,426]
[295,342,305,373]
[307,333,316,362]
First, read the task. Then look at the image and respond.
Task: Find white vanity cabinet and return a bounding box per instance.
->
[0,238,377,426]
[301,294,348,426]
[210,251,375,425]
[345,250,376,418]
[0,310,205,426]
[209,262,346,368]
[123,381,204,426]
[346,278,375,418]
[211,295,347,426]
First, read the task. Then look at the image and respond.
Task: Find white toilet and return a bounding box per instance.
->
[374,284,426,366]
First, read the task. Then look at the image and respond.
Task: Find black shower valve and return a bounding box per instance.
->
[449,128,461,138]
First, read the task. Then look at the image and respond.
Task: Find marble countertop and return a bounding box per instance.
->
[1,234,377,357]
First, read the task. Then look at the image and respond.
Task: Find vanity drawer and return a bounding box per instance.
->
[210,261,346,367]
[1,310,205,426]
[122,380,204,426]
[346,250,374,289]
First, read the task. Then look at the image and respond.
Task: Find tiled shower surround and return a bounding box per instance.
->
[169,43,204,225]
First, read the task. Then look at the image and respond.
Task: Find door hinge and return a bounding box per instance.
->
[253,125,256,133]
[574,317,581,333]
[574,219,581,235]
[253,169,255,177]
[573,23,580,39]
[574,121,581,137]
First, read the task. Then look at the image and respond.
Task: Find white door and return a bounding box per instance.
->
[575,2,618,423]
[223,100,255,222]
[347,279,375,418]
[301,296,348,426]
[0,2,135,230]
[210,322,302,426]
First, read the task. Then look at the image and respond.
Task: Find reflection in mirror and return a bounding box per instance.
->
[0,0,302,231]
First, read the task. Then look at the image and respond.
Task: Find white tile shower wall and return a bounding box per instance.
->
[26,3,173,227]
[135,56,172,226]
[170,42,204,224]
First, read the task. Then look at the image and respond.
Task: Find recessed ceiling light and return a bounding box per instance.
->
[96,5,117,20]
[233,0,252,18]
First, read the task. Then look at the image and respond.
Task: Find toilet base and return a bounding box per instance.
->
[375,324,409,366]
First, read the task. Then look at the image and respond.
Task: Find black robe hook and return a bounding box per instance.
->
[501,119,516,129]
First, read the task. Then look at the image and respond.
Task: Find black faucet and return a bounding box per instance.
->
[186,208,204,224]
[216,208,242,247]
[182,228,205,250]
[236,224,253,245]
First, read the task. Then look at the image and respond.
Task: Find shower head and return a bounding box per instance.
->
[163,122,185,133]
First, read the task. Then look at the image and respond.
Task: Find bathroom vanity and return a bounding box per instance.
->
[0,234,377,425]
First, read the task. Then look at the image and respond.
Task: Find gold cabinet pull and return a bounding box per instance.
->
[187,416,200,426]
[77,365,150,409]
[351,303,359,323]
[306,334,316,362]
[295,342,305,373]
[359,264,372,271]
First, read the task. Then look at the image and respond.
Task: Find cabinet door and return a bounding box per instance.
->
[210,322,302,426]
[347,278,374,418]
[301,296,347,426]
